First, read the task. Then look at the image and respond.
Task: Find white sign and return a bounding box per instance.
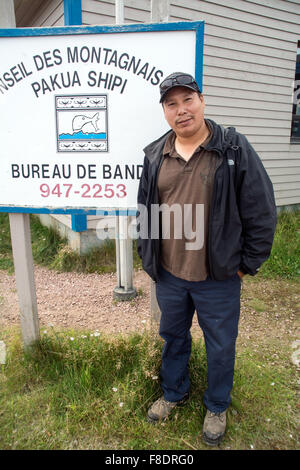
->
[0,23,204,212]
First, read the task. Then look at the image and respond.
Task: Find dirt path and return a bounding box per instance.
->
[0,266,299,348]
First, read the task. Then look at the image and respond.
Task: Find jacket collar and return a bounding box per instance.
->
[143,129,173,163]
[204,119,237,155]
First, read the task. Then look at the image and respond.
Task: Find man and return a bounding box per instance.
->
[137,72,276,446]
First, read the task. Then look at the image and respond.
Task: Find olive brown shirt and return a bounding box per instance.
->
[157,121,221,281]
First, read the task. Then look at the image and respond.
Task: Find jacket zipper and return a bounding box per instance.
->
[208,152,224,280]
[152,155,165,280]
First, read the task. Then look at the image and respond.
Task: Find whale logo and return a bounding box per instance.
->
[56,94,108,152]
[72,112,100,133]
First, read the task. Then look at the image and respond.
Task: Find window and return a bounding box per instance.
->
[291,41,300,143]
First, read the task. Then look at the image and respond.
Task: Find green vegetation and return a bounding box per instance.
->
[0,327,298,450]
[259,209,300,279]
[0,213,13,272]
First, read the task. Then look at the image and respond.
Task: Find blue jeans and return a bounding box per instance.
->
[156,267,241,413]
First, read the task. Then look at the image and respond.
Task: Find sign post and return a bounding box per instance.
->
[113,0,136,301]
[149,0,170,325]
[9,213,40,346]
[0,0,40,348]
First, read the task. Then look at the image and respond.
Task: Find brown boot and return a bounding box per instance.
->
[203,410,226,446]
[147,395,188,423]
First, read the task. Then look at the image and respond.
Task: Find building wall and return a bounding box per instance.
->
[170,0,300,207]
[82,0,150,24]
[31,0,64,26]
[19,0,300,207]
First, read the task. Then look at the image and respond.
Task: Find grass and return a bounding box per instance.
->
[0,213,13,272]
[259,209,300,279]
[0,327,298,450]
[248,298,269,313]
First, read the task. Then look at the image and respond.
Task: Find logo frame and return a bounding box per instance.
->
[55,93,109,153]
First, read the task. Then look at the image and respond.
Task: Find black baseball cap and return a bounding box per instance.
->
[159,72,201,103]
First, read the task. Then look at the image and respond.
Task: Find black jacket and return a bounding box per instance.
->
[137,119,277,282]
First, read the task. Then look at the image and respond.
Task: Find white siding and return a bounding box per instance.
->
[82,0,151,25]
[31,0,64,27]
[168,0,300,206]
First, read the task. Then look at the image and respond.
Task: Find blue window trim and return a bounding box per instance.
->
[0,21,204,38]
[63,0,85,231]
[71,213,87,232]
[64,0,82,26]
[0,20,205,216]
[0,207,138,216]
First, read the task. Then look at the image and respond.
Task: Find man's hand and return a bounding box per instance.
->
[237,270,245,279]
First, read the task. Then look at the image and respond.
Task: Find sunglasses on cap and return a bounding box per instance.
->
[160,73,197,91]
[159,73,201,102]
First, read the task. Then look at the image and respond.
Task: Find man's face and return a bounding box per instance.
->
[162,87,206,139]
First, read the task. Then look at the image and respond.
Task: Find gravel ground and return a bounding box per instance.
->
[0,266,299,349]
[0,267,154,335]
